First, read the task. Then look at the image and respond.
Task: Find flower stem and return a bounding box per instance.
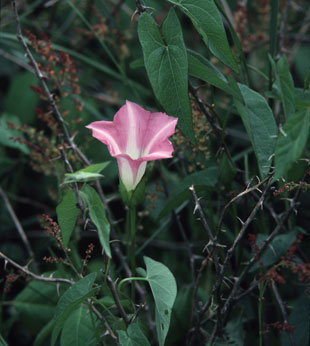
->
[129,206,136,300]
[118,276,148,294]
[258,280,266,346]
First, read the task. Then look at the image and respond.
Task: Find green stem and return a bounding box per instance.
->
[125,207,130,256]
[92,297,117,320]
[269,0,279,91]
[104,257,111,284]
[258,280,266,346]
[88,302,102,344]
[130,206,136,300]
[118,277,149,294]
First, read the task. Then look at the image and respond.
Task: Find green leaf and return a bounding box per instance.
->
[304,70,310,91]
[0,113,29,154]
[56,190,80,248]
[64,173,103,184]
[64,161,110,184]
[63,162,110,184]
[60,306,98,346]
[214,0,248,82]
[218,151,236,184]
[280,293,310,346]
[14,280,57,335]
[0,334,9,346]
[80,184,111,257]
[119,178,145,208]
[168,0,239,72]
[168,285,193,344]
[4,72,38,123]
[274,108,310,181]
[129,57,145,70]
[188,50,239,97]
[295,88,310,109]
[236,84,277,178]
[118,321,151,346]
[274,55,296,119]
[51,273,97,346]
[33,319,55,346]
[225,313,245,346]
[158,166,219,219]
[144,256,177,346]
[250,229,299,272]
[138,8,195,142]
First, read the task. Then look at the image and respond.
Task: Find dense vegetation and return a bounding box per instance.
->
[1,0,310,345]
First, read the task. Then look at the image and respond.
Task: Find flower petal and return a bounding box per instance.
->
[86,121,123,157]
[142,112,178,159]
[86,101,178,191]
[114,101,150,159]
[117,157,147,191]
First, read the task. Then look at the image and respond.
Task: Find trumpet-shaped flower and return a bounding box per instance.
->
[86,101,178,191]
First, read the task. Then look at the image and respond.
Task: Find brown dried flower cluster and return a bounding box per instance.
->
[7,31,84,176]
[7,120,59,175]
[273,180,310,196]
[25,30,83,113]
[173,100,210,173]
[234,0,269,53]
[4,271,23,294]
[41,214,63,247]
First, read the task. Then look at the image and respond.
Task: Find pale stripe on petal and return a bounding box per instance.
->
[86,125,122,156]
[126,101,140,159]
[143,120,177,156]
[134,161,147,189]
[117,157,134,191]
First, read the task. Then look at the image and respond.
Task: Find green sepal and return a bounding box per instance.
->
[119,178,146,208]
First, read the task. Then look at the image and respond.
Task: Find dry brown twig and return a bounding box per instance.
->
[0,187,35,262]
[11,0,90,165]
[187,173,274,345]
[221,181,304,319]
[217,175,272,235]
[106,273,130,326]
[272,282,296,346]
[0,251,74,285]
[88,299,121,345]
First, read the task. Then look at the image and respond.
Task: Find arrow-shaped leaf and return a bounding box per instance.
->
[138,8,195,142]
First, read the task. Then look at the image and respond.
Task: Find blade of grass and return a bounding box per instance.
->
[0,32,121,80]
[0,33,151,98]
[1,0,42,29]
[269,0,279,90]
[247,64,269,81]
[215,0,250,85]
[66,0,123,76]
[66,0,146,102]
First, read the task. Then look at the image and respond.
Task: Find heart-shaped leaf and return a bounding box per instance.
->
[144,256,177,346]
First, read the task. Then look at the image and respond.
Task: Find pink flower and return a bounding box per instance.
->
[86,101,178,191]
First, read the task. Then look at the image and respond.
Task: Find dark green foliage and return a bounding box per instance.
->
[1,1,310,346]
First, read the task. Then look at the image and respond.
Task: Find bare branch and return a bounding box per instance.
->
[222,182,303,317]
[89,300,121,344]
[189,185,215,243]
[11,0,90,166]
[0,251,74,285]
[217,175,272,235]
[0,187,35,261]
[106,274,130,326]
[271,282,296,346]
[198,180,271,344]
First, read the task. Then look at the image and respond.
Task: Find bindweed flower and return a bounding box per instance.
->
[86,101,178,191]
